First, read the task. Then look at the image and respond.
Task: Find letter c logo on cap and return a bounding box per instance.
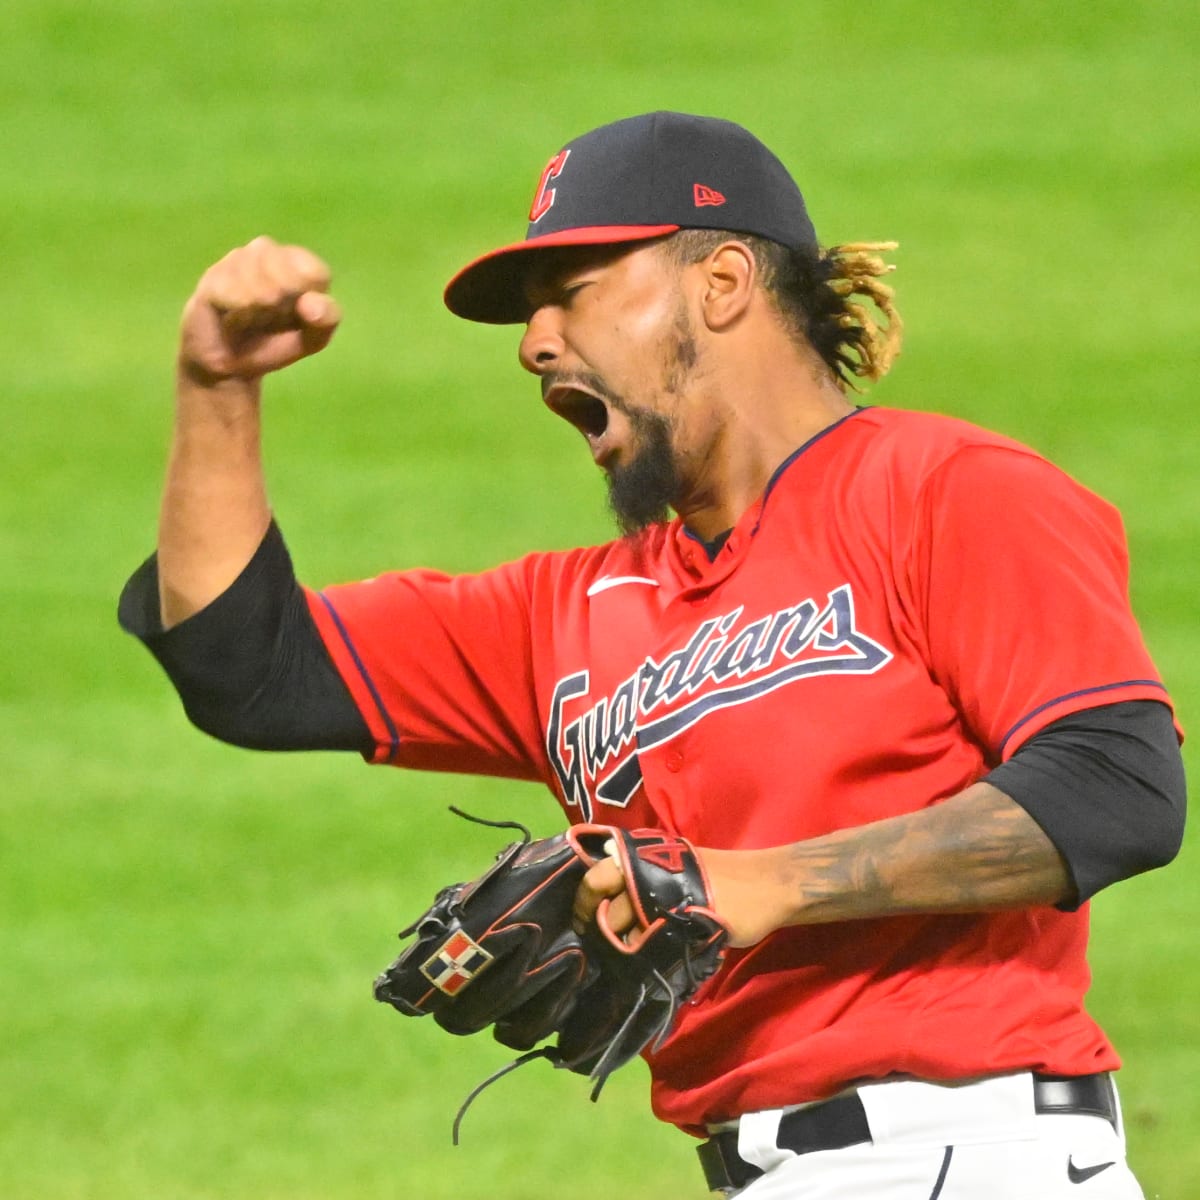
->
[529,149,571,223]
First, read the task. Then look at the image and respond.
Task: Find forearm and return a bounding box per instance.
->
[577,782,1070,949]
[154,237,339,629]
[778,782,1064,918]
[157,372,271,629]
[701,782,1070,946]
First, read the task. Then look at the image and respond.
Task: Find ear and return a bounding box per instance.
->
[697,241,757,331]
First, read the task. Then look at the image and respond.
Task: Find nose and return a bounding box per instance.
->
[518,305,564,376]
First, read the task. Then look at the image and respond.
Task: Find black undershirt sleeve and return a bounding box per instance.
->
[117,522,372,754]
[985,699,1185,909]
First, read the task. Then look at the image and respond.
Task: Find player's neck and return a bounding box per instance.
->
[672,350,854,541]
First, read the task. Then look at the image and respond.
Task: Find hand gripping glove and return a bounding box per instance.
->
[556,825,729,1093]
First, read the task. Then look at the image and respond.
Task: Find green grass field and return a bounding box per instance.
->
[3,1,1197,1196]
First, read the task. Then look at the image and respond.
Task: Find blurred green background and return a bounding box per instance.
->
[2,1,1196,1196]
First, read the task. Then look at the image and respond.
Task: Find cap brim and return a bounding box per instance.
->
[443,224,681,324]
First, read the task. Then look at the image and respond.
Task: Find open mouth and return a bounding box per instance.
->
[543,385,611,442]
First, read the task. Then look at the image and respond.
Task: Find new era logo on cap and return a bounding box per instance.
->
[420,930,494,995]
[693,183,726,208]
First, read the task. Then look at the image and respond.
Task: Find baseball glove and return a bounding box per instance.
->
[371,809,598,1052]
[372,812,729,1137]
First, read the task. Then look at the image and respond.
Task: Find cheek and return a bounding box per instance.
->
[595,293,686,397]
[613,287,680,345]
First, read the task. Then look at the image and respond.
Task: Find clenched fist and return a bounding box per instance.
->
[179,236,341,386]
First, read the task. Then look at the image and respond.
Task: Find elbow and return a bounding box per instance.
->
[182,697,269,750]
[1135,787,1186,873]
[1103,775,1187,891]
[1061,779,1187,908]
[1140,745,1188,872]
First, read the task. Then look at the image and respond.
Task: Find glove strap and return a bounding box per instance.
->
[451,1047,556,1145]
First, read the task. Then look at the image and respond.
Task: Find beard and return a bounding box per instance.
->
[604,299,699,536]
[605,403,680,536]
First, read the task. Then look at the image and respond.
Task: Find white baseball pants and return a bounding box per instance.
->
[728,1074,1143,1199]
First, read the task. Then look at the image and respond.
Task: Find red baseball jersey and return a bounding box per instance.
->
[306,406,1172,1132]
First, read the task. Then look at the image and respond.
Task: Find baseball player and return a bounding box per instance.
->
[120,112,1185,1197]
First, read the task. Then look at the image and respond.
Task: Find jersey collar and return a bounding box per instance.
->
[671,406,870,581]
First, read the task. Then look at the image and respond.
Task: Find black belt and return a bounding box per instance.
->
[698,1072,1118,1195]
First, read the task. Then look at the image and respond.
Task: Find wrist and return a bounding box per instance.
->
[175,361,262,409]
[700,845,798,947]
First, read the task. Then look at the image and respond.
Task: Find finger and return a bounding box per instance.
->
[241,236,332,296]
[218,302,293,340]
[298,300,340,357]
[573,857,625,930]
[232,324,335,375]
[218,291,340,355]
[250,246,333,313]
[295,292,341,362]
[295,290,341,328]
[205,238,332,318]
[597,894,637,938]
[269,240,332,294]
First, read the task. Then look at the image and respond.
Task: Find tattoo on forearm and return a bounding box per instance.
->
[782,783,1071,923]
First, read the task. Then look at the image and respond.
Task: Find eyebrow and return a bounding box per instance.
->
[522,250,600,310]
[522,243,642,310]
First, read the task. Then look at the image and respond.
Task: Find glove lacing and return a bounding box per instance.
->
[450,965,680,1143]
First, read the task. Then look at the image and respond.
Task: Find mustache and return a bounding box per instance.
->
[540,370,620,406]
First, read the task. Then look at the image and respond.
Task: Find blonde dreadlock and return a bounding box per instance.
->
[825,241,903,387]
[661,230,904,392]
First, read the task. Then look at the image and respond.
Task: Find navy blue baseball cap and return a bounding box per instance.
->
[444,111,819,324]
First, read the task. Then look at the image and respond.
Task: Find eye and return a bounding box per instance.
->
[559,281,590,306]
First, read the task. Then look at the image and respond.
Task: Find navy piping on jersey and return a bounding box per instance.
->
[680,524,728,561]
[314,591,403,762]
[680,406,870,559]
[998,679,1168,759]
[753,406,871,535]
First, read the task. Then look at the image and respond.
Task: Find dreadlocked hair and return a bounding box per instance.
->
[660,230,903,391]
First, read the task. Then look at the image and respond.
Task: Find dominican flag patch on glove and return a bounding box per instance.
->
[420,931,495,995]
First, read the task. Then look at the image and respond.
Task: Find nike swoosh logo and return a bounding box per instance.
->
[1068,1157,1116,1184]
[585,575,660,597]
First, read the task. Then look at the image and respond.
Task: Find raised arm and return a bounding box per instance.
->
[159,236,340,629]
